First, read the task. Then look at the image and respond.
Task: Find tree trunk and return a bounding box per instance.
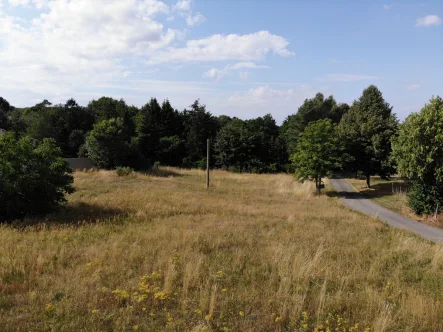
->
[366,174,371,188]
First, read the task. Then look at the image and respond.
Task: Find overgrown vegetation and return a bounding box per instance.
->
[1,169,443,330]
[1,89,443,216]
[392,97,443,214]
[0,133,74,220]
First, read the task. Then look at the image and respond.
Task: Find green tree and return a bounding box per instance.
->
[214,119,249,171]
[338,85,398,187]
[0,133,74,220]
[281,93,348,156]
[85,118,129,169]
[291,119,342,193]
[0,97,13,129]
[392,96,443,214]
[183,100,219,166]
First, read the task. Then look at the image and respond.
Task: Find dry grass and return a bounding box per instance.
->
[1,168,443,331]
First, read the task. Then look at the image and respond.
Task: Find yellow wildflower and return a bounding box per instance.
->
[91,309,99,314]
[132,325,139,330]
[239,311,245,317]
[45,303,55,312]
[154,291,168,300]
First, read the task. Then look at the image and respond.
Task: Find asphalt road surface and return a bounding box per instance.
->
[329,178,443,244]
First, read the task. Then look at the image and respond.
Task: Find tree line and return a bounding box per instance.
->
[1,85,443,217]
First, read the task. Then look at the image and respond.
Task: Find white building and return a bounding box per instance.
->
[0,128,6,136]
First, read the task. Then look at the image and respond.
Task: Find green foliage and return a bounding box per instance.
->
[281,93,348,156]
[407,181,443,215]
[0,97,13,129]
[338,85,398,187]
[183,100,219,166]
[115,166,133,177]
[291,119,342,182]
[392,96,443,213]
[392,97,443,183]
[85,118,129,169]
[214,114,283,173]
[0,133,74,220]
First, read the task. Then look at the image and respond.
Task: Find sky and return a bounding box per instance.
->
[0,0,442,123]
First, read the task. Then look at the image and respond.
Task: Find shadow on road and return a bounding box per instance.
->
[326,190,363,199]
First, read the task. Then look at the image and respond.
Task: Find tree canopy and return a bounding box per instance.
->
[392,97,443,214]
[0,133,74,220]
[281,93,349,156]
[291,119,342,191]
[338,85,398,187]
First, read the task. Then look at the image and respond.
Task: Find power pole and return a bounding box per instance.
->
[206,139,210,189]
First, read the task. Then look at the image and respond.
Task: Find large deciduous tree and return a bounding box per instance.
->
[0,133,74,220]
[392,96,443,214]
[281,93,349,156]
[291,119,342,193]
[338,85,397,188]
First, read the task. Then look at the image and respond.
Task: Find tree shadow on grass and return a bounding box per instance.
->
[7,202,128,229]
[140,168,184,178]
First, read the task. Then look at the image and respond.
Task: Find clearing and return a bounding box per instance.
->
[1,169,443,331]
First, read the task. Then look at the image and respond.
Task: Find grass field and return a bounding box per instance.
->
[2,169,443,331]
[346,177,443,228]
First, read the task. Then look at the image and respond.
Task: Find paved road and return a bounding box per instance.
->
[329,178,443,244]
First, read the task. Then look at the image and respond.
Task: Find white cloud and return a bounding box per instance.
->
[186,12,206,26]
[228,86,296,105]
[239,72,249,82]
[407,84,421,91]
[224,85,327,121]
[0,0,177,97]
[323,74,380,82]
[416,15,442,27]
[383,4,393,10]
[148,31,294,64]
[174,0,191,12]
[203,68,218,78]
[203,62,269,81]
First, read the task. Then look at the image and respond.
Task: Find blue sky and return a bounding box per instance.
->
[0,0,441,123]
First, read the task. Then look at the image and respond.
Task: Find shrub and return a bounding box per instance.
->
[0,133,74,220]
[85,118,128,169]
[407,180,443,215]
[116,166,133,177]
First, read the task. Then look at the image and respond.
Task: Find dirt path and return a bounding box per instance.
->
[330,178,443,244]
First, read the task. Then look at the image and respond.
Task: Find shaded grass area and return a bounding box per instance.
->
[1,169,443,331]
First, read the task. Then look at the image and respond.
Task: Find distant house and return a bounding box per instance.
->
[0,128,6,136]
[65,158,97,171]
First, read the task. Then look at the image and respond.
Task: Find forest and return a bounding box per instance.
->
[1,85,443,216]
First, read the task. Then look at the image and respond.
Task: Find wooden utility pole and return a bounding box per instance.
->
[206,139,210,189]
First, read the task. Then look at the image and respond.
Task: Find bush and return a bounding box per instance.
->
[407,181,443,215]
[0,133,74,220]
[85,118,128,169]
[116,166,133,177]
